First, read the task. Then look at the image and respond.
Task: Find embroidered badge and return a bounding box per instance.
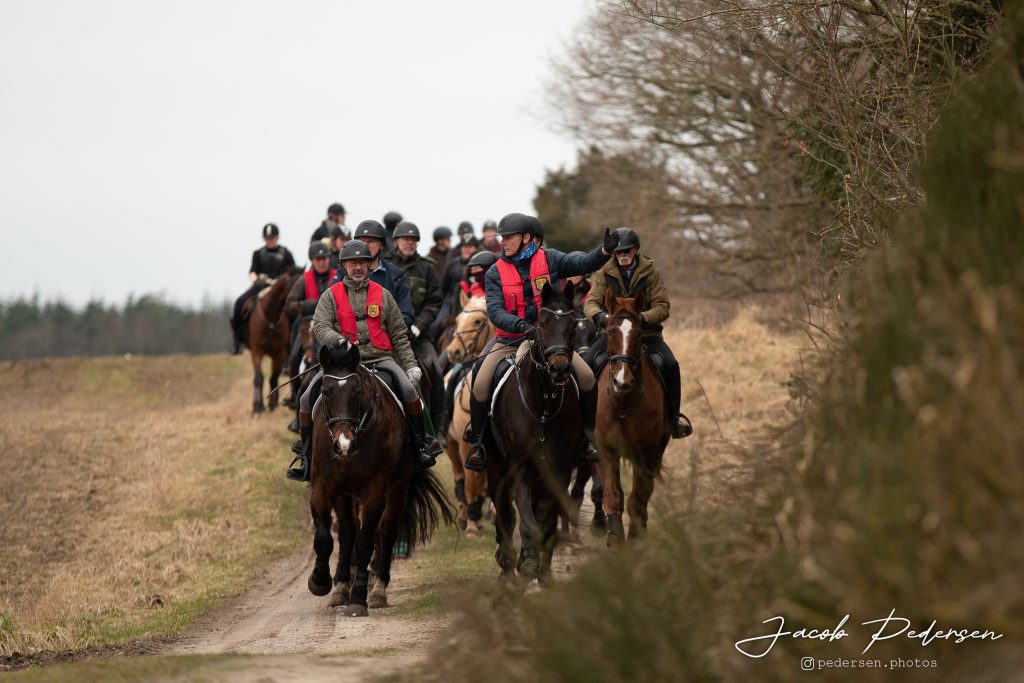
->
[367,304,380,318]
[533,276,549,291]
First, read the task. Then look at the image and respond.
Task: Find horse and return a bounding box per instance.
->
[245,275,294,416]
[594,288,669,545]
[443,293,494,536]
[283,316,314,409]
[307,340,454,616]
[484,282,582,582]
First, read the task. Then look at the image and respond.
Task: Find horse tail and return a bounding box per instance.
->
[261,275,291,324]
[397,467,456,550]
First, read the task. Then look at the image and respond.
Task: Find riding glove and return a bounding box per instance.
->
[406,367,422,384]
[593,312,608,328]
[602,227,620,254]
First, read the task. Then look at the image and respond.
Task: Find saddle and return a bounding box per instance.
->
[364,364,405,415]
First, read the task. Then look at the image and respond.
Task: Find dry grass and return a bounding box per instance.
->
[0,355,307,656]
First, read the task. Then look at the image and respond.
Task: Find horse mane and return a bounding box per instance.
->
[261,274,293,323]
[463,296,487,313]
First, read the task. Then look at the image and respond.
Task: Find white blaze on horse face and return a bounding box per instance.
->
[336,430,352,456]
[614,364,627,386]
[618,318,633,351]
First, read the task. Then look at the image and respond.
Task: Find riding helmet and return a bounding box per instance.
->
[482,219,497,232]
[327,202,346,216]
[354,219,386,242]
[262,222,280,239]
[339,239,373,261]
[329,225,348,239]
[393,221,420,241]
[457,221,474,236]
[612,227,640,252]
[496,213,539,237]
[382,211,403,230]
[432,226,452,242]
[467,250,498,269]
[309,241,332,259]
[459,236,480,249]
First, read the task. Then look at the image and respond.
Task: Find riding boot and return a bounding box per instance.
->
[463,394,490,472]
[435,362,463,442]
[665,365,693,439]
[579,386,600,464]
[406,401,442,469]
[286,412,313,481]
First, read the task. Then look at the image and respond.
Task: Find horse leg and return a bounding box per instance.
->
[251,354,265,416]
[514,481,540,581]
[329,494,357,607]
[447,438,468,531]
[590,466,606,534]
[627,460,657,540]
[369,482,408,609]
[343,497,384,616]
[307,486,333,596]
[534,493,559,585]
[267,350,283,412]
[488,474,516,578]
[465,469,485,538]
[599,456,625,548]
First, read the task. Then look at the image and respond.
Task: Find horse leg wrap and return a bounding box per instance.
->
[454,478,467,505]
[467,496,483,522]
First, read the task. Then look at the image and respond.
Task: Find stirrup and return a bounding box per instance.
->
[464,445,486,472]
[285,454,308,482]
[672,413,693,439]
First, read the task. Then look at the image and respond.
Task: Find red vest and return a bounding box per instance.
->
[494,250,551,339]
[460,279,485,299]
[330,281,392,350]
[304,269,336,301]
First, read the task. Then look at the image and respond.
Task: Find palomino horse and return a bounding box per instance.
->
[307,341,454,616]
[246,275,294,416]
[595,289,669,545]
[485,282,581,582]
[443,293,494,536]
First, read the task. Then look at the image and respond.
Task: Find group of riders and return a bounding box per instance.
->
[228,203,692,483]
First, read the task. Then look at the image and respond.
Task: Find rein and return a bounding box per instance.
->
[513,304,577,444]
[321,371,377,454]
[265,362,321,399]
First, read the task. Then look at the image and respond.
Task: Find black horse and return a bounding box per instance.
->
[484,282,582,582]
[307,340,454,615]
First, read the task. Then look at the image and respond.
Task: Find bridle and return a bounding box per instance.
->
[605,314,645,418]
[527,305,576,386]
[321,372,376,454]
[514,303,577,444]
[450,310,490,360]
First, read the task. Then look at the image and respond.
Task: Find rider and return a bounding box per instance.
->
[230,223,297,354]
[286,239,443,481]
[328,220,416,329]
[435,248,498,440]
[327,224,348,271]
[382,210,403,252]
[384,220,445,432]
[462,213,620,472]
[446,221,475,268]
[428,226,452,281]
[480,219,500,254]
[583,228,692,439]
[311,202,347,243]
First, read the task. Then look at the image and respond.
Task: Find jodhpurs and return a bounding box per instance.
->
[472,338,595,403]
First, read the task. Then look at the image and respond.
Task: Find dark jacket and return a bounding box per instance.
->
[384,252,443,336]
[485,245,609,343]
[329,258,415,329]
[442,255,471,300]
[249,245,296,279]
[427,245,449,281]
[285,268,333,318]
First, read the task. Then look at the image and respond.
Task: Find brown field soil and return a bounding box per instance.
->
[0,305,804,681]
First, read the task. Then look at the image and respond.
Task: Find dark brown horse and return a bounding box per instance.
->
[595,289,669,545]
[307,341,454,616]
[246,275,293,416]
[485,282,581,582]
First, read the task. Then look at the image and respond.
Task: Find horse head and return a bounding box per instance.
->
[317,339,367,458]
[536,281,577,386]
[447,296,492,365]
[604,285,646,394]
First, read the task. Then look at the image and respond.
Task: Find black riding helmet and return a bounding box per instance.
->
[309,241,331,259]
[482,219,497,232]
[467,250,498,269]
[339,239,373,261]
[496,213,541,238]
[432,226,452,241]
[393,221,420,240]
[262,222,280,239]
[327,202,346,216]
[383,211,403,230]
[457,221,474,236]
[354,219,386,242]
[612,227,640,252]
[329,225,346,239]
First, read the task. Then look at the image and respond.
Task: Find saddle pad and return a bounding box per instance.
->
[489,356,517,415]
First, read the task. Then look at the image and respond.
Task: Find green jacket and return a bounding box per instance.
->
[584,254,669,336]
[311,276,418,370]
[384,251,443,335]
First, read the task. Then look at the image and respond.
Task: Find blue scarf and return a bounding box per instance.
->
[515,241,539,262]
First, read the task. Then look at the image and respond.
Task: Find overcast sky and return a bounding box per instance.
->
[0,1,590,307]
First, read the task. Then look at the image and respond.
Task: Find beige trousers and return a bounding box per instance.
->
[472,339,595,402]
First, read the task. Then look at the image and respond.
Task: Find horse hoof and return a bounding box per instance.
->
[342,603,369,617]
[328,583,349,607]
[465,525,479,538]
[368,594,388,609]
[308,573,331,596]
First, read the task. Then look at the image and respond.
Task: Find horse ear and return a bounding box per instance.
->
[346,340,361,368]
[460,289,469,309]
[318,344,333,371]
[541,282,553,306]
[562,279,575,305]
[604,285,614,313]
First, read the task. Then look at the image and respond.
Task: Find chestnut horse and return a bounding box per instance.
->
[246,275,293,416]
[443,294,494,536]
[307,341,454,616]
[595,289,669,545]
[485,282,581,582]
